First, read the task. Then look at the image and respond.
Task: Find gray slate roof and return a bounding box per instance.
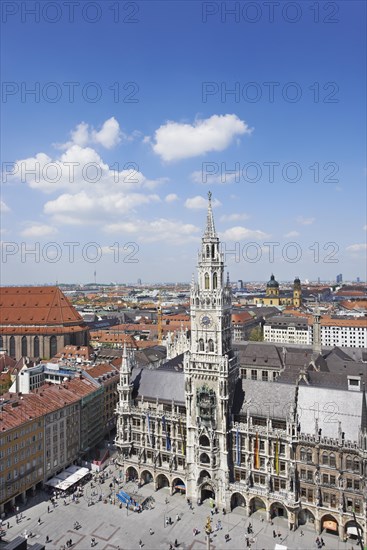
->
[238,379,296,420]
[131,353,185,404]
[297,385,364,441]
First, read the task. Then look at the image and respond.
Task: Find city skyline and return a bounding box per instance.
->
[1,1,366,284]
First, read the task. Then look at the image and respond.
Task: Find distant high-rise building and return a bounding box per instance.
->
[137,278,142,285]
[356,277,360,283]
[317,277,320,284]
[336,273,343,284]
[237,280,243,290]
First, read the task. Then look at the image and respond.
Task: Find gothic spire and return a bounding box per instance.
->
[204,191,216,238]
[121,342,129,373]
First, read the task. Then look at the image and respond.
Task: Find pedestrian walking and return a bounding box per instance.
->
[174,540,178,548]
[139,540,143,549]
[46,535,50,543]
[149,528,154,535]
[47,506,50,513]
[38,518,41,525]
[176,513,180,522]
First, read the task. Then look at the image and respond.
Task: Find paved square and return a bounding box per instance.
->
[0,464,360,549]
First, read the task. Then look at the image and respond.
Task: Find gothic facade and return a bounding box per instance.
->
[115,194,367,545]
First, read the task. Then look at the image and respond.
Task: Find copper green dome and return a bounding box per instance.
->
[267,274,279,288]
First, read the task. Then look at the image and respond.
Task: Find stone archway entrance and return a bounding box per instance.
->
[125,466,138,482]
[298,508,315,526]
[345,520,363,542]
[201,483,215,503]
[321,514,339,536]
[230,492,246,512]
[250,497,266,514]
[156,473,170,490]
[270,502,288,519]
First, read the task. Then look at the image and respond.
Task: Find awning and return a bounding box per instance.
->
[323,520,338,531]
[174,484,186,490]
[347,526,360,536]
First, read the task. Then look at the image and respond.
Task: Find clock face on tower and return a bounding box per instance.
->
[200,314,213,327]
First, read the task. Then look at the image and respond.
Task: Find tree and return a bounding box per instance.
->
[249,326,263,342]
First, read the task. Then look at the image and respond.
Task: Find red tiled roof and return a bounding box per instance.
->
[0,286,85,326]
[0,376,98,431]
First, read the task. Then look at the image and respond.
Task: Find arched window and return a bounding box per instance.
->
[204,273,209,289]
[196,298,199,307]
[34,336,40,357]
[211,244,215,258]
[346,456,352,470]
[0,335,3,349]
[21,336,27,357]
[353,458,360,472]
[300,448,306,461]
[329,453,336,468]
[9,336,15,357]
[199,435,210,447]
[199,452,210,464]
[213,272,217,289]
[206,245,210,258]
[322,452,328,465]
[208,339,214,352]
[199,339,204,352]
[307,449,313,463]
[49,335,57,358]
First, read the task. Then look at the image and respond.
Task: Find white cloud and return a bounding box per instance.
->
[0,200,10,213]
[346,243,367,252]
[191,170,240,185]
[91,117,121,149]
[185,196,221,210]
[220,226,270,241]
[284,231,300,238]
[56,117,122,150]
[150,114,253,162]
[20,224,58,238]
[104,218,201,244]
[296,216,315,226]
[220,213,249,222]
[44,191,160,225]
[363,224,367,231]
[165,193,179,203]
[7,144,163,195]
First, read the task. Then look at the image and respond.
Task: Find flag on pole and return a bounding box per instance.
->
[146,412,151,446]
[275,438,280,475]
[162,415,171,451]
[179,418,185,454]
[254,432,260,469]
[236,428,241,466]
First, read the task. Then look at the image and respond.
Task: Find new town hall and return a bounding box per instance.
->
[116,194,367,545]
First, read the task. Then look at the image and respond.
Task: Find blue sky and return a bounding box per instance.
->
[1,0,366,284]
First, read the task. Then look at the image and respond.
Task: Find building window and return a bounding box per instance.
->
[329,453,336,468]
[34,336,40,357]
[208,339,214,352]
[251,370,257,381]
[204,273,209,290]
[9,336,15,357]
[213,272,217,289]
[21,336,28,357]
[199,339,204,352]
[262,371,268,382]
[49,336,57,358]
